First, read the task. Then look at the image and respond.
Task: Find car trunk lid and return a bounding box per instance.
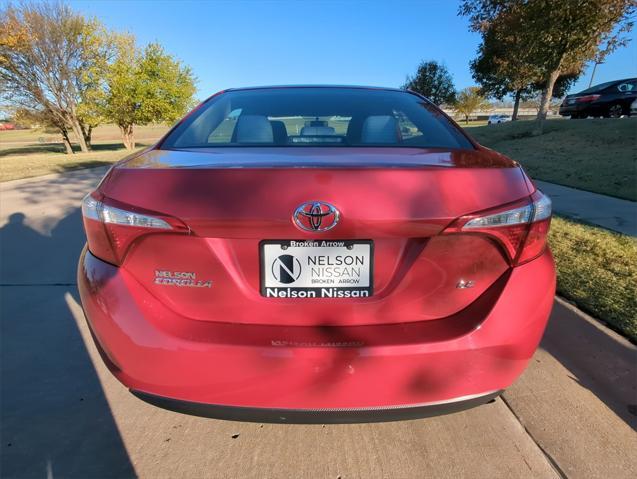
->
[97,148,530,327]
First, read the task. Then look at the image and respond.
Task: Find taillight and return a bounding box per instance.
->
[576,94,600,103]
[81,193,187,265]
[443,191,552,266]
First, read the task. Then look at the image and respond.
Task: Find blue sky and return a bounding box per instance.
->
[70,0,636,100]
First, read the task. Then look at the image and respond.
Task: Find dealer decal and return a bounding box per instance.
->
[154,270,212,288]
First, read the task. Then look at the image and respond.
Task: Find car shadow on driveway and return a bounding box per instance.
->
[0,209,136,478]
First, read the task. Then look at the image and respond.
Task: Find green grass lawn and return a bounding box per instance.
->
[0,123,169,147]
[465,118,637,201]
[0,143,151,181]
[550,216,637,342]
[0,124,169,182]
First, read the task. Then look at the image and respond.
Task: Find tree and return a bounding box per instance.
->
[13,106,75,154]
[470,23,535,120]
[0,2,115,153]
[103,34,138,150]
[105,40,196,149]
[402,60,457,105]
[470,25,579,120]
[454,87,490,124]
[460,0,635,132]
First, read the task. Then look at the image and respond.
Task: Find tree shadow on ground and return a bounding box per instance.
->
[0,144,68,156]
[50,160,118,176]
[0,210,136,478]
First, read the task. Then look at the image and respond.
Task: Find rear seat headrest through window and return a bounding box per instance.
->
[235,115,273,143]
[361,115,401,144]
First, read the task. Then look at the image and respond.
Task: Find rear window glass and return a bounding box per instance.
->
[578,80,625,94]
[617,81,637,92]
[161,88,474,150]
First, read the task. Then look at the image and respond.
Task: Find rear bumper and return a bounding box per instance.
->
[559,104,582,116]
[559,103,605,117]
[78,247,555,415]
[131,389,503,423]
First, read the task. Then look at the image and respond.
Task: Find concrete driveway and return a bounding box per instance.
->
[1,168,636,479]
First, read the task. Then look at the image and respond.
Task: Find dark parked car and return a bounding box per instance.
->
[559,78,637,119]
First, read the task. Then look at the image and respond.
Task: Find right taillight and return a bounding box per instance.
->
[443,191,552,266]
[81,193,188,265]
[576,94,601,103]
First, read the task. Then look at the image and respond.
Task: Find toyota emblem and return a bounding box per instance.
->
[293,201,340,232]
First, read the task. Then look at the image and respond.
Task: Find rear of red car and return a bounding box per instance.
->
[78,86,555,422]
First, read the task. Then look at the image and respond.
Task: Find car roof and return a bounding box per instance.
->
[598,78,636,87]
[577,78,637,92]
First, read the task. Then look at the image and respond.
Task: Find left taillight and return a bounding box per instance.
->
[81,193,187,265]
[443,191,552,266]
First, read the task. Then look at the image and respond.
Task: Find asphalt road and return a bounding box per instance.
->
[1,168,636,479]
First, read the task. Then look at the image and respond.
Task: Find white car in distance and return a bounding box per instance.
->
[488,114,512,124]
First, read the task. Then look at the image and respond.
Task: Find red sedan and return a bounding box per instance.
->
[78,86,554,423]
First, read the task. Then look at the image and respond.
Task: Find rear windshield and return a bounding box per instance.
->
[578,80,619,94]
[161,88,474,150]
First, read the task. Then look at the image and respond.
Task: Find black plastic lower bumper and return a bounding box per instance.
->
[131,389,503,424]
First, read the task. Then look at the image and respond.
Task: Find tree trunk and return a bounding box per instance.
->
[80,123,93,149]
[69,118,90,152]
[50,117,74,155]
[512,89,522,121]
[120,124,135,150]
[535,69,560,135]
[465,115,469,125]
[60,127,74,155]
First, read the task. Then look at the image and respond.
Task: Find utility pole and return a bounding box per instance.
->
[588,62,603,88]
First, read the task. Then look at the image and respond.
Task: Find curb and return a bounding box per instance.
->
[554,295,636,348]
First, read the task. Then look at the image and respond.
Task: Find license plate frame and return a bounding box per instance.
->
[260,239,374,298]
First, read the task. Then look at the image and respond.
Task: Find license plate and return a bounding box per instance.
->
[260,240,373,298]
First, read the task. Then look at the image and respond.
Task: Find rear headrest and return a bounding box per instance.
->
[270,120,288,145]
[361,116,400,144]
[235,115,273,143]
[300,126,336,136]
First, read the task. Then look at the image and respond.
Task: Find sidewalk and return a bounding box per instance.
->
[536,180,637,236]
